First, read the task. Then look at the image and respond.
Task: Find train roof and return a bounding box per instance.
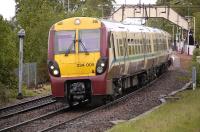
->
[101,20,170,35]
[52,17,170,36]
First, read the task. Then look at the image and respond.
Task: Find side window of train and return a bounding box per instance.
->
[109,33,111,48]
[117,38,120,56]
[157,38,159,51]
[135,45,137,54]
[111,34,116,60]
[119,38,123,56]
[141,44,144,53]
[138,45,141,54]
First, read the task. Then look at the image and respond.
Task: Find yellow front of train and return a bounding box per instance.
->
[48,17,109,105]
[54,17,101,77]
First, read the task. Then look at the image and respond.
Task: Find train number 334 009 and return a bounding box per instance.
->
[77,63,94,67]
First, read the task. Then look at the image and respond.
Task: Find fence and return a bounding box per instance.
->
[15,63,37,88]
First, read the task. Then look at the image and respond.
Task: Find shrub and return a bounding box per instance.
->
[192,48,200,86]
[0,82,10,104]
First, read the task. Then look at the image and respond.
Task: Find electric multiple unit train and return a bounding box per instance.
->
[48,17,172,106]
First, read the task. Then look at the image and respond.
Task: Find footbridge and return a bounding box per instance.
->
[111,5,188,30]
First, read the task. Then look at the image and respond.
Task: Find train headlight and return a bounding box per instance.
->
[100,63,105,67]
[53,69,59,75]
[50,65,54,70]
[96,57,108,75]
[48,60,60,77]
[97,66,104,74]
[74,18,81,25]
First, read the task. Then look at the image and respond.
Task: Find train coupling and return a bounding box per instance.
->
[65,80,91,102]
[70,82,86,100]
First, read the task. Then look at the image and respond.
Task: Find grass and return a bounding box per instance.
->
[108,88,200,132]
[176,76,191,82]
[0,84,51,105]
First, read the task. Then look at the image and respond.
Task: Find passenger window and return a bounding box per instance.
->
[129,46,132,55]
[111,34,116,60]
[132,46,135,54]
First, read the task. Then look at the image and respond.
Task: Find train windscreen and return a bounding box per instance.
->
[54,30,75,54]
[79,29,100,52]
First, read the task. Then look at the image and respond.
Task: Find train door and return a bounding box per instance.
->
[144,33,153,69]
[107,32,118,79]
[119,31,127,75]
[123,31,129,75]
[139,31,146,70]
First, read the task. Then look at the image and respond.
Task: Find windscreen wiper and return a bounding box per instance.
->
[65,40,75,56]
[79,39,89,55]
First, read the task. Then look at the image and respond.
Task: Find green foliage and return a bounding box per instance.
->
[192,48,200,86]
[0,82,10,104]
[146,18,174,35]
[15,0,66,81]
[193,12,200,43]
[15,0,114,82]
[0,16,18,89]
[63,0,114,18]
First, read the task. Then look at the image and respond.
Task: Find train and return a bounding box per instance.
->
[48,17,172,106]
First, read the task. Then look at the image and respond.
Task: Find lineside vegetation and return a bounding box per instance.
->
[108,88,200,132]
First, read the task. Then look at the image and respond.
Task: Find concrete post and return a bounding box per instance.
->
[192,66,196,90]
[17,29,25,99]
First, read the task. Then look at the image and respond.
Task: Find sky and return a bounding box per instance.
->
[0,0,157,20]
[0,0,16,20]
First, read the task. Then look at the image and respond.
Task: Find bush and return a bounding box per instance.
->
[192,48,200,86]
[0,82,10,104]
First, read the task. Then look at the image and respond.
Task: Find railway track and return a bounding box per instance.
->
[39,76,161,132]
[0,75,162,132]
[0,95,55,119]
[0,70,189,132]
[0,106,69,132]
[0,86,144,132]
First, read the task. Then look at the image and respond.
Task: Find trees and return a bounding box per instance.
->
[15,0,66,82]
[0,16,18,102]
[0,16,18,87]
[15,0,114,82]
[61,0,114,17]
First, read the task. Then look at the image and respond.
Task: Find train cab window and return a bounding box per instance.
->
[54,30,75,54]
[79,29,100,52]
